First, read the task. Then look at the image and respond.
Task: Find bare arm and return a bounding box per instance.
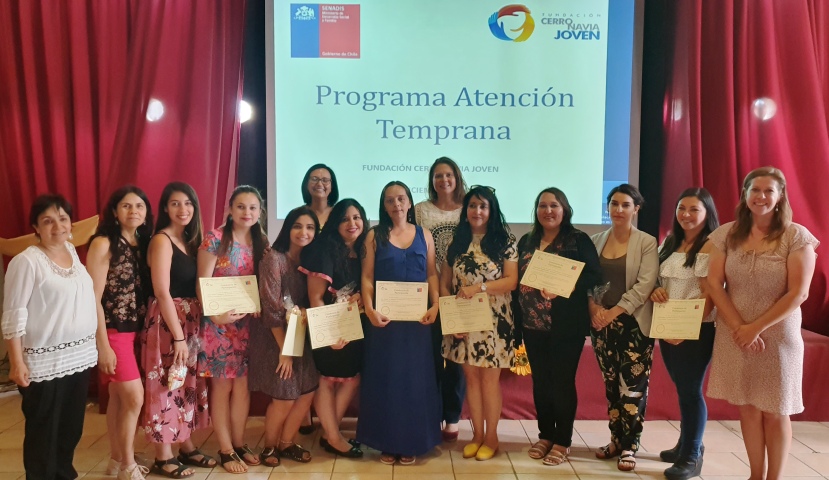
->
[86,237,116,375]
[704,244,745,331]
[733,245,816,348]
[421,229,439,324]
[361,230,389,327]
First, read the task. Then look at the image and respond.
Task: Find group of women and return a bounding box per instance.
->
[1,161,817,480]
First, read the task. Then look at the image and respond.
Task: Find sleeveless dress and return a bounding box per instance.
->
[356,226,441,456]
[706,222,819,414]
[141,233,210,442]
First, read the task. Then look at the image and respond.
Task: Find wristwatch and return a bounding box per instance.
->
[480,282,488,292]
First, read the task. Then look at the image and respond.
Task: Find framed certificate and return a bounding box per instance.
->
[306,302,365,349]
[375,281,428,321]
[519,250,585,298]
[439,293,494,335]
[199,275,261,316]
[650,299,706,340]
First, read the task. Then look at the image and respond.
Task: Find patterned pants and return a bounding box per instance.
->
[590,313,654,451]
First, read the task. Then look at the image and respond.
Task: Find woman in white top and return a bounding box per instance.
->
[649,188,719,480]
[414,157,468,442]
[2,194,98,479]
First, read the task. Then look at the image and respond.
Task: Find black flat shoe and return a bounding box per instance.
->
[321,439,363,458]
[298,424,316,435]
[664,456,703,480]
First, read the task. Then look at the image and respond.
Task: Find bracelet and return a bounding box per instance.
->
[172,338,185,343]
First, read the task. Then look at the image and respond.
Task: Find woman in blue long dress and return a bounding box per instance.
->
[359,181,442,465]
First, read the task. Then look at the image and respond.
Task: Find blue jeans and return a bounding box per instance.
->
[660,322,715,458]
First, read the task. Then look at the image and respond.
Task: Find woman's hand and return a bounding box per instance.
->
[211,310,246,325]
[98,345,117,376]
[348,293,363,309]
[367,308,391,328]
[421,305,438,325]
[733,323,763,350]
[275,355,293,379]
[453,333,467,339]
[9,360,30,387]
[591,309,609,330]
[172,339,189,366]
[330,338,350,350]
[456,285,480,299]
[650,287,669,303]
[540,288,558,301]
[662,338,684,346]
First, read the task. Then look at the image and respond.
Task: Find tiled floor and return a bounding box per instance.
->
[0,391,827,479]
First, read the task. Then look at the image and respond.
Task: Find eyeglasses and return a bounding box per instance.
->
[309,176,332,185]
[470,185,496,193]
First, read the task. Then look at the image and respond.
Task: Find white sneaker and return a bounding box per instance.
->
[117,463,149,480]
[105,458,121,476]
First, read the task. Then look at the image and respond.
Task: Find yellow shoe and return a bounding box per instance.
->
[475,445,498,461]
[462,443,481,459]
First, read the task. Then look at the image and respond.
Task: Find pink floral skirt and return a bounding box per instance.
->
[140,297,210,443]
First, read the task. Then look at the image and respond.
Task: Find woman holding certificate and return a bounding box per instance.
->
[360,181,442,465]
[299,198,367,458]
[250,206,320,466]
[649,188,719,480]
[197,185,268,473]
[516,188,602,467]
[414,156,468,443]
[87,186,153,480]
[706,167,818,480]
[141,182,214,477]
[442,186,518,462]
[589,184,658,472]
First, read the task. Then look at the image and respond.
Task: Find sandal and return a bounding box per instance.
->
[542,448,569,466]
[233,444,260,465]
[259,446,281,467]
[218,450,247,474]
[152,458,195,478]
[618,451,636,471]
[379,452,396,465]
[278,442,312,463]
[398,455,415,465]
[528,440,553,459]
[177,448,217,468]
[595,442,622,459]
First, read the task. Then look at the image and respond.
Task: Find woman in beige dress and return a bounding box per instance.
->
[706,167,818,480]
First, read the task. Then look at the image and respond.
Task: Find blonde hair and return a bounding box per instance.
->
[727,166,792,249]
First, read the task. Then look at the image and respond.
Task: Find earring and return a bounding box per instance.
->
[115,219,119,225]
[68,233,73,240]
[775,205,779,212]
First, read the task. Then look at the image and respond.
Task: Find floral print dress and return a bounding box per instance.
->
[442,234,518,368]
[197,229,255,378]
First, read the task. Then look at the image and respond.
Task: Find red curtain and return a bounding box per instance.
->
[661,0,829,334]
[0,0,246,238]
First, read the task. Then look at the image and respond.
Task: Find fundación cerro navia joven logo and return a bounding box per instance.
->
[488,4,535,42]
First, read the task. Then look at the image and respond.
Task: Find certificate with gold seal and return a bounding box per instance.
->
[519,250,585,298]
[439,293,494,335]
[199,275,261,316]
[306,302,365,349]
[375,281,429,321]
[650,299,706,340]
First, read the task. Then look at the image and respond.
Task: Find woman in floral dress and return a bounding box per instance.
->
[141,182,214,477]
[441,186,518,462]
[197,186,269,474]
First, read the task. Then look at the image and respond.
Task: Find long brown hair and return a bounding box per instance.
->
[427,157,467,205]
[218,185,268,277]
[727,166,792,249]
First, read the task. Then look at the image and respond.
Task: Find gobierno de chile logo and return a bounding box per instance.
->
[488,5,535,42]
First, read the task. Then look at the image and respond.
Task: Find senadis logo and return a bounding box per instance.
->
[488,5,535,42]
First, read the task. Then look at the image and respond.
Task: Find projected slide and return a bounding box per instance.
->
[272,0,637,224]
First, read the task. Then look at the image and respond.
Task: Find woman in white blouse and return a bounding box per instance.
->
[649,188,719,480]
[2,195,98,479]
